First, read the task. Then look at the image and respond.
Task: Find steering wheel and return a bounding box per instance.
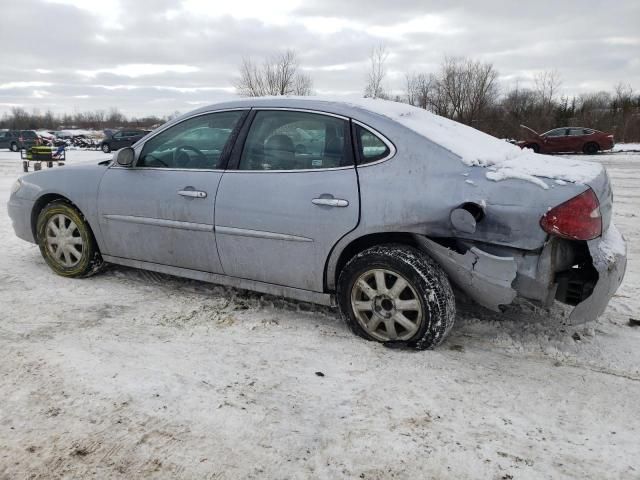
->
[143,153,168,167]
[174,145,207,168]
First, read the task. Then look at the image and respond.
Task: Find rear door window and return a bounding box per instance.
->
[238,110,351,171]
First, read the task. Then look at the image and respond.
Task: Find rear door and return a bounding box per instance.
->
[214,109,360,291]
[567,128,586,152]
[97,110,247,272]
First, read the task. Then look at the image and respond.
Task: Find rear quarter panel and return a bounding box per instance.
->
[326,117,590,289]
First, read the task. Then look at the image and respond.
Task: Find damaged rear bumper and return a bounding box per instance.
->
[568,225,626,323]
[414,224,626,323]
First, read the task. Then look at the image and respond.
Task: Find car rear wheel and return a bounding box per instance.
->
[10,142,18,152]
[36,200,103,278]
[337,244,456,350]
[101,143,111,153]
[583,142,599,155]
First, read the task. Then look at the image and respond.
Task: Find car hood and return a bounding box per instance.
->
[520,125,541,138]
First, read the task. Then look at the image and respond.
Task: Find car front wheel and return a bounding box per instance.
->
[101,143,111,153]
[583,142,599,155]
[10,142,18,152]
[36,200,103,277]
[337,244,456,350]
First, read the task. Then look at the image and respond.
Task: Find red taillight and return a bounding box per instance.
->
[540,189,602,240]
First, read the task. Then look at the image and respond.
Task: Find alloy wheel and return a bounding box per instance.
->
[350,268,424,341]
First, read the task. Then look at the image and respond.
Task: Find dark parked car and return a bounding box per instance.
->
[0,130,17,151]
[100,129,149,153]
[517,126,614,154]
[0,130,39,151]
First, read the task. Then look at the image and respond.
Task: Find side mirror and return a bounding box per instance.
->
[115,147,135,166]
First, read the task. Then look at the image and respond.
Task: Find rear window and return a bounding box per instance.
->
[355,125,391,164]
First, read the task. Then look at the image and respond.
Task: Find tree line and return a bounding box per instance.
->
[365,45,639,142]
[2,48,638,142]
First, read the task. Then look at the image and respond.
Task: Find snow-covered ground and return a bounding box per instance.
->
[613,143,640,152]
[1,149,639,479]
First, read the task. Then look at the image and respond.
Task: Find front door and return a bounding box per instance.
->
[97,110,247,272]
[214,109,360,292]
[543,128,570,152]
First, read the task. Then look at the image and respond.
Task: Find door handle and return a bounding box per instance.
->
[312,198,349,207]
[178,190,207,198]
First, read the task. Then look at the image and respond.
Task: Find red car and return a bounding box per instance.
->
[517,125,614,154]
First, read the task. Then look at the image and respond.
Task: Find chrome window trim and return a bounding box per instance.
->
[108,166,225,173]
[224,165,354,174]
[251,107,349,121]
[352,119,397,167]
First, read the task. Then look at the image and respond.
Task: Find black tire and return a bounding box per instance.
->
[36,200,104,278]
[583,142,599,155]
[528,143,540,153]
[10,142,18,152]
[337,244,456,350]
[101,143,111,153]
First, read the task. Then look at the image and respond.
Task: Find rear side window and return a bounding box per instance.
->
[355,125,391,164]
[238,110,350,171]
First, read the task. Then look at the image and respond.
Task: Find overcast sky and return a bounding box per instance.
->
[1,0,638,117]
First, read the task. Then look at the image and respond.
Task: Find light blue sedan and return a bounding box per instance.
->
[8,98,626,349]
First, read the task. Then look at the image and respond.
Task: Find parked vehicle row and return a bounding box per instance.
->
[1,128,151,152]
[8,98,626,349]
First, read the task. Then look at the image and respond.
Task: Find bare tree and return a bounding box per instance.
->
[433,57,499,125]
[236,50,313,97]
[364,44,389,99]
[534,69,562,113]
[405,72,435,109]
[293,72,314,96]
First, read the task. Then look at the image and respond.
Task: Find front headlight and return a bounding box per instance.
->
[10,179,22,196]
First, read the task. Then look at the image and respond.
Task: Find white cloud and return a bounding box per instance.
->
[77,64,200,78]
[0,81,53,90]
[44,0,123,29]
